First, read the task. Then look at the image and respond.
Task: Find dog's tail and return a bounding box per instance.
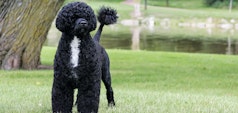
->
[94,6,118,42]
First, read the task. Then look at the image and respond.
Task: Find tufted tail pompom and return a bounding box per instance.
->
[97,6,118,25]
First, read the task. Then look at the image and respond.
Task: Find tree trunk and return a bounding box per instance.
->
[0,0,64,70]
[144,0,147,10]
[166,0,169,7]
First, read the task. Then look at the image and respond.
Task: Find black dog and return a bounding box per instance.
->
[52,2,117,113]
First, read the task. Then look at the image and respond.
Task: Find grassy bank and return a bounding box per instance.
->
[143,5,238,19]
[62,0,238,20]
[1,47,238,112]
[63,0,133,20]
[146,0,206,9]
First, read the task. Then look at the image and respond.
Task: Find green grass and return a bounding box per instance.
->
[146,0,238,9]
[64,0,133,20]
[1,46,238,112]
[143,5,238,19]
[145,0,206,9]
[62,0,238,20]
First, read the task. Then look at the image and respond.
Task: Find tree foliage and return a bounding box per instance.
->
[204,0,238,8]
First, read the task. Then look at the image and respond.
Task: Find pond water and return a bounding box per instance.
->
[46,19,238,55]
[100,35,238,55]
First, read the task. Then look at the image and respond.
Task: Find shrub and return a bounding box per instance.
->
[204,0,238,8]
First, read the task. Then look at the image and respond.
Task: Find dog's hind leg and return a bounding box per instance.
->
[52,79,74,113]
[102,51,115,107]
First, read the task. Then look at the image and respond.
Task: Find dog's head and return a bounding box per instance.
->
[56,2,97,36]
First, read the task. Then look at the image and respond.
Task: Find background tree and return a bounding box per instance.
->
[166,0,169,7]
[0,0,64,70]
[145,0,147,10]
[204,0,238,8]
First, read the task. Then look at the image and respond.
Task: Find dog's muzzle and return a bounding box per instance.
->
[74,18,89,35]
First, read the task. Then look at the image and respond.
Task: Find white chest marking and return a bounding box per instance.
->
[70,36,81,67]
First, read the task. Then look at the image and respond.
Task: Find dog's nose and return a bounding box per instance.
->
[79,20,88,26]
[76,18,88,26]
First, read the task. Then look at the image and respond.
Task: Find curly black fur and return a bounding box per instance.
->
[97,6,118,25]
[94,6,118,42]
[56,2,96,33]
[52,2,116,113]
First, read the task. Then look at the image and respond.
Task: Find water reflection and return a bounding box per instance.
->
[131,27,140,50]
[140,37,238,54]
[46,18,238,55]
[127,17,238,55]
[99,32,238,55]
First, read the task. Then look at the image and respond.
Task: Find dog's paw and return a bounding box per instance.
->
[108,101,116,107]
[97,6,118,25]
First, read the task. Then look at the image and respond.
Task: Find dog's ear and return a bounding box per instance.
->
[97,6,118,25]
[55,5,74,33]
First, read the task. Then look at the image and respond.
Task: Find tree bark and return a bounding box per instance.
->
[0,0,64,70]
[166,0,169,7]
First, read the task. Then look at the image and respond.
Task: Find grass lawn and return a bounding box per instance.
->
[64,0,133,20]
[143,5,238,19]
[63,0,238,20]
[145,0,206,9]
[1,46,238,112]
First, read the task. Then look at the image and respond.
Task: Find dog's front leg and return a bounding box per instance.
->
[76,81,101,113]
[52,79,74,113]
